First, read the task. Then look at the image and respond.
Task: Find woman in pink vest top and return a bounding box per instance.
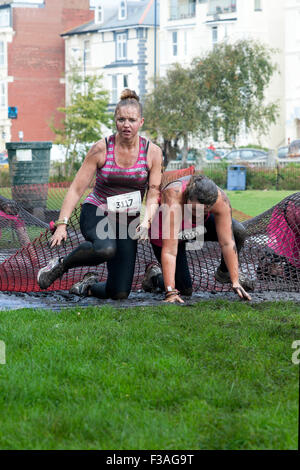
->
[37,89,162,300]
[143,175,252,303]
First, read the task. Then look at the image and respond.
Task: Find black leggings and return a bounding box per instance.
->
[62,204,137,299]
[151,214,246,294]
[151,243,193,295]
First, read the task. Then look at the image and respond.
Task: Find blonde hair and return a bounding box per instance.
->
[114,89,143,118]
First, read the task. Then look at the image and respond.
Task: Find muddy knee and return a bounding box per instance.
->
[93,241,116,261]
[180,287,193,296]
[111,291,130,300]
[232,218,247,249]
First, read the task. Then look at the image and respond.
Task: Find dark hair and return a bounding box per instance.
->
[184,175,218,207]
[114,89,143,118]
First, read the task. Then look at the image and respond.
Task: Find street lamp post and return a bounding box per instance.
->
[154,0,157,88]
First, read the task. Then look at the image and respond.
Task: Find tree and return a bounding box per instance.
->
[51,68,113,178]
[143,39,279,165]
[191,39,279,144]
[143,63,199,167]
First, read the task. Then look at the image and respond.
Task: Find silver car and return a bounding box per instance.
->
[222,148,267,162]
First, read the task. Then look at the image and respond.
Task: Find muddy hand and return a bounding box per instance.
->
[50,225,67,248]
[163,293,185,304]
[133,224,149,242]
[232,283,251,301]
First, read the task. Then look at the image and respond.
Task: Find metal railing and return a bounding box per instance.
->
[166,158,300,171]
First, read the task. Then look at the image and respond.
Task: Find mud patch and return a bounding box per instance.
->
[0,290,299,311]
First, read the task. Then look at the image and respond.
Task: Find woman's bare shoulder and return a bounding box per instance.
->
[162,181,183,203]
[84,139,106,165]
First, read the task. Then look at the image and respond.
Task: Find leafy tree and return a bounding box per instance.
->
[143,64,199,167]
[191,39,279,144]
[51,68,113,178]
[144,40,279,164]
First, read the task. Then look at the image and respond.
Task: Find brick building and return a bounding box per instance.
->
[0,0,93,150]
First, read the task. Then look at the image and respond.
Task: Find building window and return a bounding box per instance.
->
[172,31,178,56]
[208,0,237,15]
[119,0,127,20]
[123,75,128,88]
[0,42,4,67]
[254,0,262,11]
[12,0,44,3]
[0,82,6,108]
[169,0,196,20]
[116,33,127,60]
[212,26,218,45]
[95,4,103,24]
[0,7,10,27]
[112,75,118,103]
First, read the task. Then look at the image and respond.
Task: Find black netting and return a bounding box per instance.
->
[0,178,298,293]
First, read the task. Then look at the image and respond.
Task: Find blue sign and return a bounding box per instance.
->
[8,106,18,119]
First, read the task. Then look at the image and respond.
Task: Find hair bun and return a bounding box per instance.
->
[120,89,140,102]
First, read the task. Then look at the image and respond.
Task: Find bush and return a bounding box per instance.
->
[197,162,300,190]
[0,169,10,187]
[245,167,277,190]
[198,162,228,188]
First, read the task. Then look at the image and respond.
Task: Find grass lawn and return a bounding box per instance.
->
[0,300,299,450]
[225,190,297,217]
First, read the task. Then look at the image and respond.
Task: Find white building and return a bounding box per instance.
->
[285,0,300,143]
[0,3,13,151]
[159,0,286,149]
[62,0,159,111]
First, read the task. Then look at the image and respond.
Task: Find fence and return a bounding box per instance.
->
[166,160,300,190]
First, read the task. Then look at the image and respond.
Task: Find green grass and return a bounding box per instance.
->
[225,190,297,217]
[0,301,299,450]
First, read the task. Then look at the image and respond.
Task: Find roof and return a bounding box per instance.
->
[61,0,159,37]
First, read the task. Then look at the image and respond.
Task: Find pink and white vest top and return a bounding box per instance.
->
[84,134,150,209]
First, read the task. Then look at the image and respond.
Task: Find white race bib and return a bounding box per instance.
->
[106,191,142,215]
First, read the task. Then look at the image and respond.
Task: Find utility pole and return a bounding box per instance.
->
[83,47,87,95]
[154,0,157,88]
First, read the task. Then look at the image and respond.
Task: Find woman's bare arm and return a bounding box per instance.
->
[135,142,163,240]
[160,183,184,303]
[50,140,106,247]
[213,190,251,300]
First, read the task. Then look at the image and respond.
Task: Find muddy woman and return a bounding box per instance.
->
[142,174,253,303]
[37,89,162,300]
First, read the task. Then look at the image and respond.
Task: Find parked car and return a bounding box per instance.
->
[0,151,8,170]
[277,146,289,159]
[176,149,201,163]
[222,148,267,163]
[287,139,300,158]
[205,148,222,160]
[215,148,231,158]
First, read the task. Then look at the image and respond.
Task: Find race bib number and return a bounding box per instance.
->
[107,191,142,215]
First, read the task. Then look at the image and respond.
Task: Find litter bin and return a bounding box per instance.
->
[227,165,246,191]
[6,141,52,216]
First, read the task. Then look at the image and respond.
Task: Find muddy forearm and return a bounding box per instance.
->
[220,242,239,284]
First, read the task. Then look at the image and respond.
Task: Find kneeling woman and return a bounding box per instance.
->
[142,174,252,303]
[37,89,162,299]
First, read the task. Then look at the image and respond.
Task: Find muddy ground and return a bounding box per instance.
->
[0,289,299,311]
